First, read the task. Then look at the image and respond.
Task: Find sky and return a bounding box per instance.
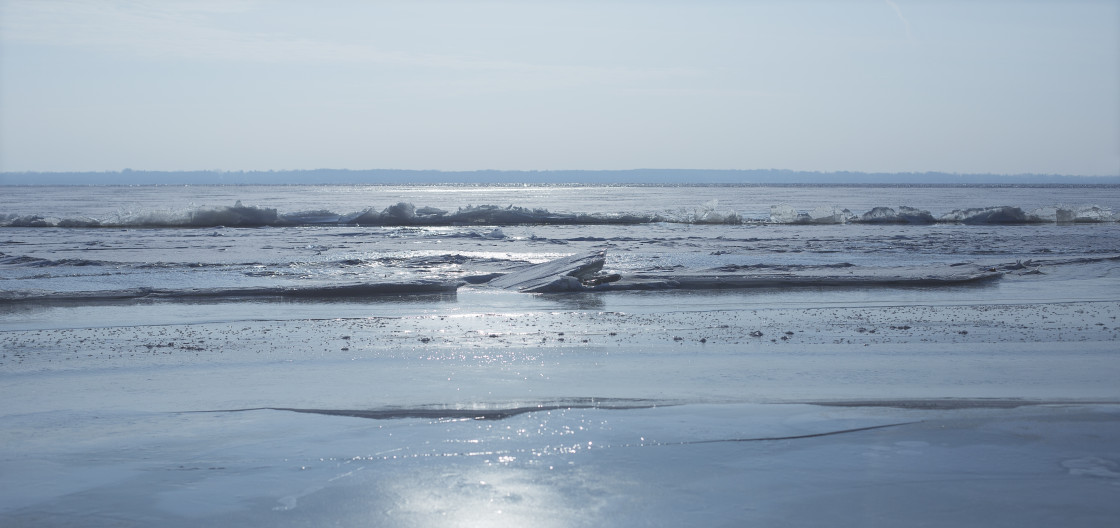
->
[1,0,1118,176]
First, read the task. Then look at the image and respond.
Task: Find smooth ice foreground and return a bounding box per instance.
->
[3,292,1120,526]
[2,403,1118,527]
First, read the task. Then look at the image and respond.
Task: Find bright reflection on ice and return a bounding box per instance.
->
[376,465,609,528]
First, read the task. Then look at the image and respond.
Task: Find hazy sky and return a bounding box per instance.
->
[2,0,1117,175]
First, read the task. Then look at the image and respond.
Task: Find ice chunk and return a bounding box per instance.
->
[487,251,609,292]
[1068,205,1113,223]
[808,206,852,224]
[282,210,347,224]
[940,206,1030,224]
[381,202,416,222]
[768,204,852,224]
[1030,205,1114,224]
[688,200,742,224]
[858,206,936,224]
[415,206,448,217]
[769,204,805,224]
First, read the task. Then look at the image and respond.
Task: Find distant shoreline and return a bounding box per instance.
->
[3,169,1118,186]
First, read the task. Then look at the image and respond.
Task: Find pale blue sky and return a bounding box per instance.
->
[2,0,1117,175]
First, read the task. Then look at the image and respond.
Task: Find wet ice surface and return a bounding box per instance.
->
[3,278,1120,526]
[2,404,1119,527]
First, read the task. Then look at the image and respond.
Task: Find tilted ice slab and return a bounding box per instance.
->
[486,251,1001,293]
[486,250,610,293]
[0,280,462,303]
[609,263,1002,290]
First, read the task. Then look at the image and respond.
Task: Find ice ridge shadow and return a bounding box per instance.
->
[186,398,667,421]
[185,398,1120,423]
[804,398,1120,410]
[182,402,928,446]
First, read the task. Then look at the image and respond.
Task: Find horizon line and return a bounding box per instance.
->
[2,168,1118,185]
[4,167,1119,176]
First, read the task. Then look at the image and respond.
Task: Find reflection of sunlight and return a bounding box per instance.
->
[381,465,603,528]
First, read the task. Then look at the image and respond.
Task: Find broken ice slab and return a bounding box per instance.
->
[487,251,611,293]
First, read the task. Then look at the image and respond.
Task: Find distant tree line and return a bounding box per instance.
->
[1,169,1116,185]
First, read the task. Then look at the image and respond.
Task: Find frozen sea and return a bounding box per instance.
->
[2,183,1120,526]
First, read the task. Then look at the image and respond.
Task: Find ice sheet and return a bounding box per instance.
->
[3,206,1119,527]
[2,403,1118,527]
[2,289,1119,525]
